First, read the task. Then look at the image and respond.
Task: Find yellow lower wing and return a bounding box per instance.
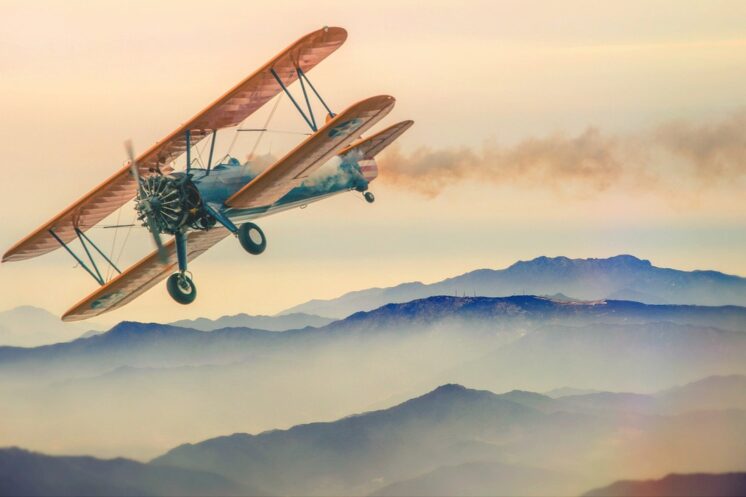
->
[62,228,230,322]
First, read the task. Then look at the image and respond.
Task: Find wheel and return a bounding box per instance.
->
[238,222,266,255]
[167,273,197,305]
[364,191,375,203]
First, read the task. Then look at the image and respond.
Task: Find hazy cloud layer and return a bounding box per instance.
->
[378,112,746,197]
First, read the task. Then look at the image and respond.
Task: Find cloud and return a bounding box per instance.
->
[377,111,746,197]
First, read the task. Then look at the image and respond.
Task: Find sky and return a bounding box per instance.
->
[1,0,746,325]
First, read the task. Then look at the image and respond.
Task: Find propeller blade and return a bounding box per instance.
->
[124,140,143,193]
[149,219,168,264]
[141,209,168,265]
[125,140,168,265]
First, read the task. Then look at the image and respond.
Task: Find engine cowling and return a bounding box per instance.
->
[135,175,214,235]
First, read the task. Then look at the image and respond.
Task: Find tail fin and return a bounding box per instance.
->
[340,120,414,160]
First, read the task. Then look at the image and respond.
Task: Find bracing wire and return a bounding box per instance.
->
[214,93,285,168]
[106,207,122,281]
[249,93,284,161]
[114,212,136,271]
[193,135,211,169]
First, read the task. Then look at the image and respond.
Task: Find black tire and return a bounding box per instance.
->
[167,273,197,305]
[364,191,375,203]
[238,222,266,255]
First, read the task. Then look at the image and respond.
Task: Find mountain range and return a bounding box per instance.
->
[3,295,745,384]
[150,378,746,496]
[4,377,744,496]
[2,294,745,459]
[2,254,745,495]
[281,255,746,318]
[1,378,744,495]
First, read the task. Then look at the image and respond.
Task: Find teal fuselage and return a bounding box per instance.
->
[188,154,372,224]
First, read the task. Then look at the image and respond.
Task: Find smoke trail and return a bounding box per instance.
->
[378,112,746,197]
[655,111,746,181]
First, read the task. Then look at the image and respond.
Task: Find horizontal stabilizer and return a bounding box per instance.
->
[340,120,414,159]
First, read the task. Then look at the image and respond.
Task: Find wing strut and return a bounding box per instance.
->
[270,66,335,132]
[48,228,122,286]
[185,129,192,174]
[297,67,335,118]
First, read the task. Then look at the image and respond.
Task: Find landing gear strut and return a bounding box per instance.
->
[166,230,197,305]
[238,222,267,255]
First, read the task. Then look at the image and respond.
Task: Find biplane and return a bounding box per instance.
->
[2,27,413,322]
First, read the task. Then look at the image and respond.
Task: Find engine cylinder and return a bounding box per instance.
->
[135,175,212,235]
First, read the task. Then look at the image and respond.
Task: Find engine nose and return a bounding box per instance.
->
[135,175,185,234]
[147,195,162,212]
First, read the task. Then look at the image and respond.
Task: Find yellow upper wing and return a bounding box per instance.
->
[3,27,347,263]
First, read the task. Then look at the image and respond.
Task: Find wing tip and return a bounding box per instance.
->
[365,94,397,109]
[60,312,79,323]
[2,245,28,263]
[306,26,347,48]
[61,302,91,322]
[322,25,347,37]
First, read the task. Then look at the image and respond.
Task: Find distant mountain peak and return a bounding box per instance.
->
[107,321,161,335]
[2,305,54,315]
[99,321,197,341]
[609,254,652,265]
[509,254,652,270]
[401,383,498,408]
[431,383,468,394]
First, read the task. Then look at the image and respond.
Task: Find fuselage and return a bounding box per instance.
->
[188,153,378,225]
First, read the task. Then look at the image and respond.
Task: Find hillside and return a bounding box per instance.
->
[583,473,746,497]
[0,447,260,496]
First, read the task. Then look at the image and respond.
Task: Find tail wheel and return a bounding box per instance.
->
[238,223,267,255]
[364,191,375,203]
[167,273,197,305]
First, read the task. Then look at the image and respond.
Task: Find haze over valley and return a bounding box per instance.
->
[0,255,745,495]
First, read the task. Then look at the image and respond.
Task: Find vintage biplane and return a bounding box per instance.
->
[2,27,413,321]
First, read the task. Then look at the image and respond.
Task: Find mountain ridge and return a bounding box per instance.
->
[0,446,262,496]
[4,295,746,361]
[281,255,746,318]
[170,312,333,332]
[582,473,746,497]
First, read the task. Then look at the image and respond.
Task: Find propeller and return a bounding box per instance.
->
[125,140,169,264]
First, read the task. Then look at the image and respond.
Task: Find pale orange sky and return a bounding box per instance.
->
[1,0,746,325]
